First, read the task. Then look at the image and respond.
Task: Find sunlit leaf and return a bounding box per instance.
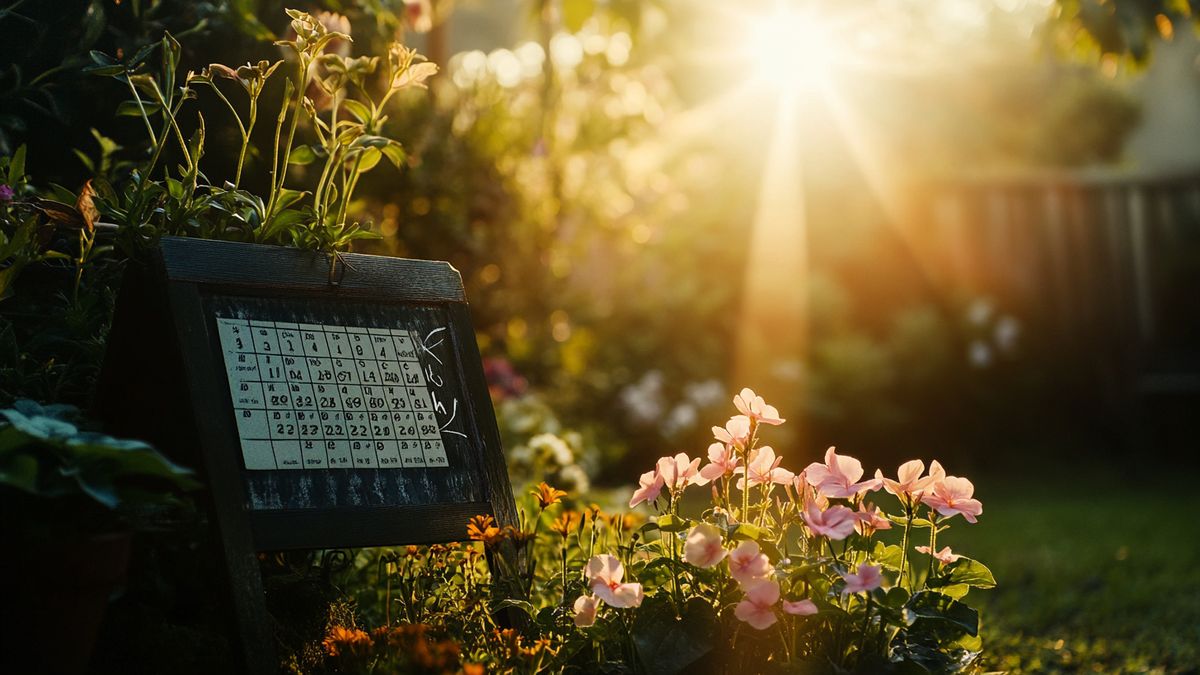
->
[76,180,99,232]
[380,143,405,169]
[288,145,319,166]
[341,99,371,124]
[357,147,382,173]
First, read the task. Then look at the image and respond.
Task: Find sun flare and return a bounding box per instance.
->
[743,8,836,92]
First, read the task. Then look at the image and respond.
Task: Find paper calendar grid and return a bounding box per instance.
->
[215,317,449,470]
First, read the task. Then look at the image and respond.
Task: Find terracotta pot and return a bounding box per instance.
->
[0,531,132,675]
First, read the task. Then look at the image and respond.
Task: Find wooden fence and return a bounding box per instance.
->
[911,169,1200,448]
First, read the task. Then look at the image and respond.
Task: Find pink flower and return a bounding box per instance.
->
[736,446,795,489]
[804,447,882,499]
[698,442,740,481]
[0,184,13,202]
[801,499,858,541]
[683,523,727,568]
[727,540,773,585]
[782,599,818,616]
[841,563,883,595]
[853,502,893,535]
[873,459,944,501]
[734,579,780,630]
[921,475,983,523]
[585,554,644,608]
[916,545,961,565]
[402,0,433,33]
[628,469,664,508]
[573,594,599,627]
[733,388,786,425]
[657,452,708,489]
[713,415,751,449]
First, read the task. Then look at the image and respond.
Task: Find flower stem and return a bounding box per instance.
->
[899,504,913,590]
[925,513,940,589]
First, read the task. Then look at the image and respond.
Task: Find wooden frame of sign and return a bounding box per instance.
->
[95,236,517,673]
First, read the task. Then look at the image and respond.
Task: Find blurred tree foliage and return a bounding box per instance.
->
[1053,0,1198,63]
[0,0,1157,479]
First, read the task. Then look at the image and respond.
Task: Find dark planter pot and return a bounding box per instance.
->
[0,531,133,675]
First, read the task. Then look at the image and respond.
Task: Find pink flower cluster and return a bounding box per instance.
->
[572,554,644,627]
[597,387,986,634]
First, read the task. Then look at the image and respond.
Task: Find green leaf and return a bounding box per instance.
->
[7,144,25,184]
[80,0,107,50]
[491,598,537,618]
[61,464,120,509]
[127,42,158,69]
[341,99,371,124]
[351,134,392,149]
[381,143,405,169]
[937,583,970,600]
[656,514,691,533]
[904,591,979,637]
[87,50,116,66]
[83,61,125,77]
[872,541,905,571]
[116,100,161,117]
[729,522,765,541]
[632,597,718,675]
[888,514,937,529]
[356,147,382,173]
[941,557,996,589]
[270,208,310,229]
[275,188,308,211]
[288,145,319,166]
[0,452,39,493]
[882,586,911,609]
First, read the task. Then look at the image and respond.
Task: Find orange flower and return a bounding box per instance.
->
[504,525,536,546]
[466,514,505,548]
[323,625,372,658]
[550,511,581,539]
[531,481,568,509]
[608,512,641,531]
[463,664,486,675]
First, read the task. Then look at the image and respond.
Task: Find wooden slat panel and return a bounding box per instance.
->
[159,236,466,302]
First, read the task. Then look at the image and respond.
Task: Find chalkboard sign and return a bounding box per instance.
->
[95,237,516,673]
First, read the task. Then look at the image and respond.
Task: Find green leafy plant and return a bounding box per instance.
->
[0,399,198,536]
[77,8,435,259]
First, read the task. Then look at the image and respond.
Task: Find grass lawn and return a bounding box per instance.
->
[939,471,1200,674]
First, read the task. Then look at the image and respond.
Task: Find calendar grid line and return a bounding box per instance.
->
[216,316,448,471]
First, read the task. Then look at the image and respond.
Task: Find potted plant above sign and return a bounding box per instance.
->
[0,399,198,675]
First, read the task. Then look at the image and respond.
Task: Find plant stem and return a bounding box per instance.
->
[266,59,307,225]
[125,75,158,147]
[925,513,939,589]
[741,420,758,521]
[899,505,913,590]
[857,592,874,659]
[238,96,257,189]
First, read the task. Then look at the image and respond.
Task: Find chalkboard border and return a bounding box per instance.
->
[151,237,517,673]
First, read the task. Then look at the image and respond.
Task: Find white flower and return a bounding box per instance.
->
[684,379,725,407]
[968,340,992,369]
[530,432,573,466]
[994,315,1020,353]
[560,464,590,493]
